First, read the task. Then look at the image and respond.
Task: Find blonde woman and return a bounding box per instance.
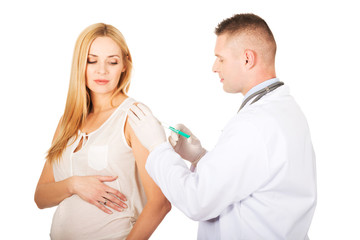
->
[34,23,171,240]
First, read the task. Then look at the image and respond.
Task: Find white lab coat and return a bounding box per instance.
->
[146,85,316,239]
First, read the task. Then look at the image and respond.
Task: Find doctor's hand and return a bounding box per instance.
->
[169,124,207,171]
[128,103,166,152]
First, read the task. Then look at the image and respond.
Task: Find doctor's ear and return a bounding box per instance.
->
[244,50,255,69]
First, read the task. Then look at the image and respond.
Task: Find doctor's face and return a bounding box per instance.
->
[212,34,247,94]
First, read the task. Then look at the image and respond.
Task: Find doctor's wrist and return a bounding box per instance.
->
[189,150,207,171]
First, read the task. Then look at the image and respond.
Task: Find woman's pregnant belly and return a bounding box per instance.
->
[50,195,135,240]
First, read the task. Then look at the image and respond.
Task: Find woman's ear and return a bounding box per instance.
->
[122,55,129,72]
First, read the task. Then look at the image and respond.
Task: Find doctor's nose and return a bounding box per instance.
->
[212,59,219,73]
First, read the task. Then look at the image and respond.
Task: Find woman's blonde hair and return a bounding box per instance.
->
[47,23,132,164]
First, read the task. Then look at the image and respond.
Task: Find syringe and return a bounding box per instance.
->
[161,122,190,138]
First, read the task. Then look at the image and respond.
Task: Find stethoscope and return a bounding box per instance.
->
[238,81,284,112]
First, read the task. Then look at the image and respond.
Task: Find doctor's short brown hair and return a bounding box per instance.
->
[215,13,275,39]
[215,13,277,62]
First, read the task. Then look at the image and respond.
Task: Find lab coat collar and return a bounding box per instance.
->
[240,78,280,110]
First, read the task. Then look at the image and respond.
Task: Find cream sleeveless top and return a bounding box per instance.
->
[50,98,147,240]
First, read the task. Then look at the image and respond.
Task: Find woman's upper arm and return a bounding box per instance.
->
[37,117,63,186]
[124,116,167,201]
[37,159,55,186]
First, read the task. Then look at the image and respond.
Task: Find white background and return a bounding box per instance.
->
[1,0,359,239]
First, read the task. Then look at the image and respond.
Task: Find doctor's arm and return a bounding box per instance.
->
[125,118,171,240]
[128,104,269,221]
[148,121,269,221]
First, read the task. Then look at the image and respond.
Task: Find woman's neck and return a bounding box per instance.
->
[90,92,127,114]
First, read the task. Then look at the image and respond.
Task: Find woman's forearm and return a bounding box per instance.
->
[127,199,171,240]
[34,177,74,209]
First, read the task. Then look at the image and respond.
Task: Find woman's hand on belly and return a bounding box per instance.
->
[69,175,128,214]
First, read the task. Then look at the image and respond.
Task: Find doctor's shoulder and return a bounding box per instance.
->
[221,112,263,138]
[220,106,279,139]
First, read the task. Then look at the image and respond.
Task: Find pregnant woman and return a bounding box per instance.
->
[34,23,171,240]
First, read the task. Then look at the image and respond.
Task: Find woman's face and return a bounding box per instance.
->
[86,36,125,96]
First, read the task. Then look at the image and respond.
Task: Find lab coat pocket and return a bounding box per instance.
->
[88,145,108,170]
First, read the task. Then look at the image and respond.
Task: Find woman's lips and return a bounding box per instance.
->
[94,79,109,85]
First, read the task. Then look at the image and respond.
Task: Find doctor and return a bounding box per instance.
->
[128,13,316,239]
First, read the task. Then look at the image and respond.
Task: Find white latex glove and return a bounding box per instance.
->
[128,103,166,152]
[168,124,207,171]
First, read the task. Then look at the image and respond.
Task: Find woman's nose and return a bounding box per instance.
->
[97,62,107,75]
